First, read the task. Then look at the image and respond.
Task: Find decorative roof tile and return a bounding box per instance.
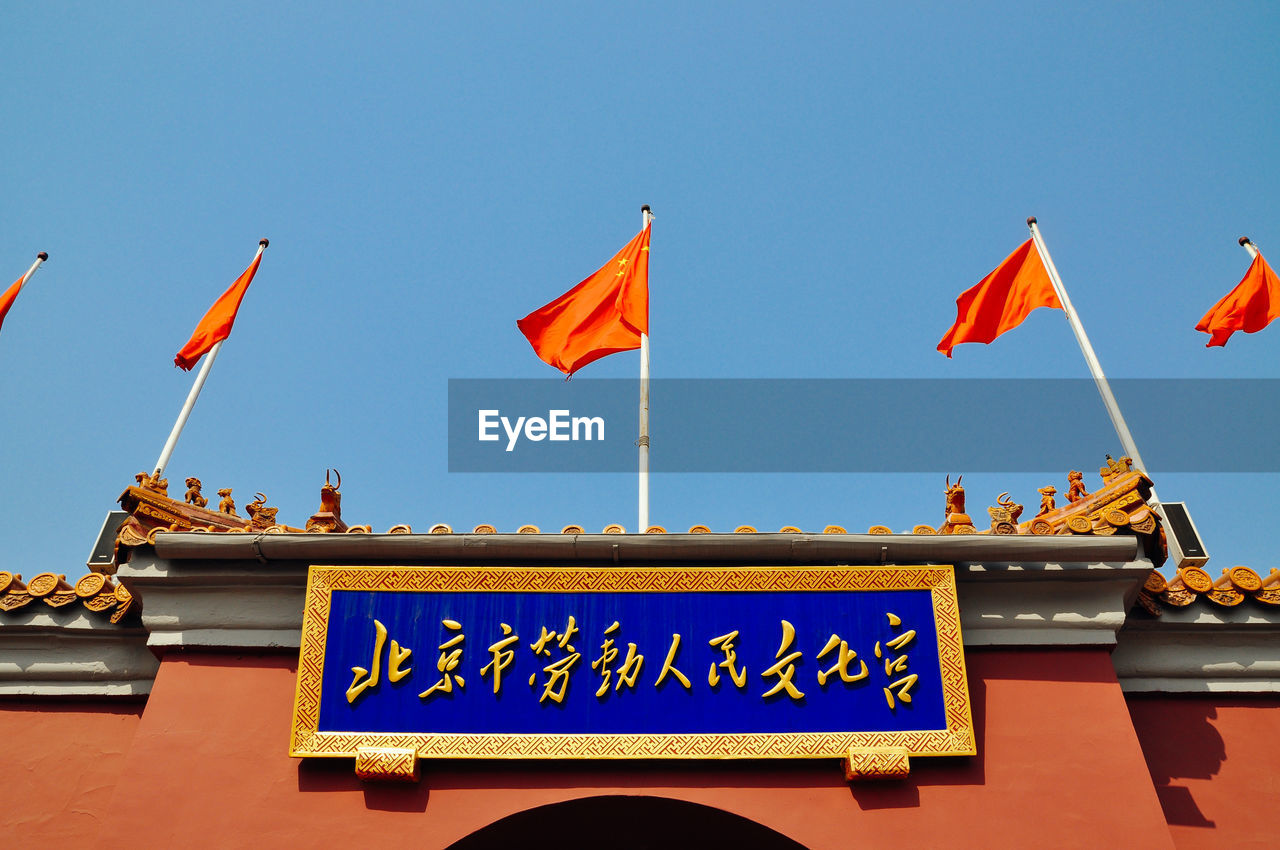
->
[0,570,137,622]
[1137,565,1280,614]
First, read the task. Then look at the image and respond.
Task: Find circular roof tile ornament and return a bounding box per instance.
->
[1179,566,1213,594]
[823,525,847,534]
[687,525,711,533]
[602,524,625,534]
[26,573,63,598]
[1228,566,1262,593]
[1066,516,1093,534]
[867,526,892,534]
[1104,509,1130,527]
[75,574,108,598]
[473,524,497,534]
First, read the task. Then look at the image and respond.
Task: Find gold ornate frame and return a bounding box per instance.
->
[290,565,975,760]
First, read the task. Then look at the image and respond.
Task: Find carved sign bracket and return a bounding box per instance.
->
[843,747,910,781]
[354,746,420,783]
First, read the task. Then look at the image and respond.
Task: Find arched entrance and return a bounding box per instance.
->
[447,795,808,849]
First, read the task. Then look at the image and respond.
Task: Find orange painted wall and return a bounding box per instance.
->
[1127,694,1280,849]
[97,648,1173,849]
[0,699,143,846]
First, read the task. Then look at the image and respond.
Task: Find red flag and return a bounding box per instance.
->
[937,239,1061,357]
[518,224,650,375]
[1196,252,1280,347]
[0,277,25,337]
[174,248,265,370]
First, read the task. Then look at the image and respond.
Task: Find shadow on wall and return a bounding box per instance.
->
[446,795,809,850]
[1126,696,1225,829]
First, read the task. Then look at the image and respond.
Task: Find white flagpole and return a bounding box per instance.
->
[1239,236,1260,261]
[1026,217,1151,478]
[638,205,653,533]
[152,238,268,480]
[8,251,48,302]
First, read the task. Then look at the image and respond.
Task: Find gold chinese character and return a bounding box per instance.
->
[419,619,465,698]
[878,612,916,710]
[591,621,620,696]
[528,616,582,704]
[346,619,412,704]
[815,634,868,686]
[708,630,747,688]
[481,623,519,694]
[589,621,644,696]
[655,633,691,689]
[761,619,805,700]
[346,619,386,704]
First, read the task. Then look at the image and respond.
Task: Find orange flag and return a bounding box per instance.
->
[1196,252,1280,347]
[518,223,650,375]
[0,277,25,337]
[937,238,1061,357]
[174,247,265,370]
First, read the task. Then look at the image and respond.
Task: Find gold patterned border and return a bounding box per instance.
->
[290,565,975,761]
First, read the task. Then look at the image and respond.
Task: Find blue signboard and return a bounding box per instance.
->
[291,566,974,762]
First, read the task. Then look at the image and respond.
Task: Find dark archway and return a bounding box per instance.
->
[447,795,809,850]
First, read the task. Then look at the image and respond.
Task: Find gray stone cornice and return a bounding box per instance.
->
[0,607,157,697]
[1114,607,1280,693]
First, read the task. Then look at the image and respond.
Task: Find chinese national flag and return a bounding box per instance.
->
[0,276,25,337]
[937,239,1061,357]
[518,223,650,375]
[174,249,264,370]
[1196,252,1280,347]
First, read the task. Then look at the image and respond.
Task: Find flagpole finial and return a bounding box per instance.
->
[641,204,651,213]
[1026,216,1037,227]
[259,238,270,248]
[1239,236,1252,247]
[37,252,48,261]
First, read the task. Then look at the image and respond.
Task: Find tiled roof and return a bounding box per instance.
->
[1136,566,1280,613]
[2,455,1167,622]
[115,454,1161,548]
[0,570,136,622]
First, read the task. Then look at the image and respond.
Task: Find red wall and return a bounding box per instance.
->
[0,699,143,846]
[1127,694,1280,849]
[92,647,1173,849]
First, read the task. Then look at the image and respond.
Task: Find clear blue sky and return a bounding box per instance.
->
[3,2,1278,576]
